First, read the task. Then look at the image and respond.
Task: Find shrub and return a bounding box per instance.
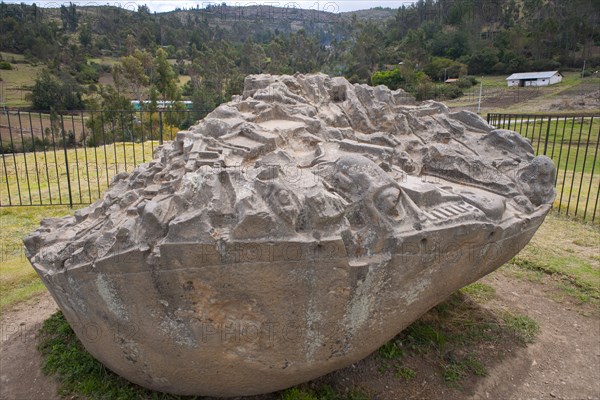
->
[76,63,100,84]
[371,68,406,90]
[0,61,12,70]
[437,84,464,99]
[456,76,478,88]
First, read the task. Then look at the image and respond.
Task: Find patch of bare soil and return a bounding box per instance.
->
[0,292,60,400]
[469,273,600,400]
[544,89,600,112]
[1,270,599,400]
[449,87,547,114]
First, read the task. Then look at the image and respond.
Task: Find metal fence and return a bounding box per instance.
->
[2,110,598,224]
[0,109,208,207]
[487,113,599,223]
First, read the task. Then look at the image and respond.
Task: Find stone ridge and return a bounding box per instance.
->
[24,73,556,397]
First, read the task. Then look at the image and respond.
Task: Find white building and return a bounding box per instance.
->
[506,71,563,87]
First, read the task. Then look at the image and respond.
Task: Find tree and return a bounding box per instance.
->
[424,57,467,81]
[402,28,430,68]
[115,50,153,102]
[240,38,267,75]
[348,21,385,81]
[153,48,180,102]
[467,48,499,75]
[125,34,137,56]
[371,69,406,90]
[60,3,78,32]
[30,70,84,110]
[31,70,61,110]
[79,23,92,48]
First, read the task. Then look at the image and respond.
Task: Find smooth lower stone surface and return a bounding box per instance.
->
[25,73,555,397]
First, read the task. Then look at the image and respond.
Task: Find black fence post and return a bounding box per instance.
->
[60,114,74,208]
[543,116,552,155]
[159,111,164,145]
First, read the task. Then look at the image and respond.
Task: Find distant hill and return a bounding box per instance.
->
[341,7,397,22]
[1,0,597,110]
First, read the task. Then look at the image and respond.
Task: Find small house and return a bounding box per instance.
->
[506,71,563,87]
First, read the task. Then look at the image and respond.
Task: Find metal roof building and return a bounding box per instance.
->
[506,71,563,87]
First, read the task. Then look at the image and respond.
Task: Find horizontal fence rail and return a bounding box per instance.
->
[0,109,210,207]
[487,113,599,224]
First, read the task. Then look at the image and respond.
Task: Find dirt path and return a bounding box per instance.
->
[0,292,60,400]
[0,270,598,400]
[470,273,600,400]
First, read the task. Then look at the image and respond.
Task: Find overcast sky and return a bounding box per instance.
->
[2,0,416,13]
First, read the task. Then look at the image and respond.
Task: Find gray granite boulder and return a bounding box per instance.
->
[25,73,555,397]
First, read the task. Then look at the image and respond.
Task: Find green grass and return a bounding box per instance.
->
[394,366,416,381]
[38,312,185,400]
[501,313,539,344]
[509,213,600,300]
[478,75,509,89]
[443,354,488,387]
[0,141,159,206]
[87,56,119,66]
[0,52,27,62]
[0,206,74,310]
[375,288,539,388]
[0,61,45,107]
[377,339,404,360]
[491,115,598,223]
[503,212,599,307]
[459,283,496,303]
[281,386,369,400]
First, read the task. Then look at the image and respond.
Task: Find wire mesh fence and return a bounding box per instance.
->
[487,113,599,224]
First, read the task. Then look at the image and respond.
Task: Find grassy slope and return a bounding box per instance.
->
[0,60,45,107]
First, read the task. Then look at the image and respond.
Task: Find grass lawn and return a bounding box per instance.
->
[489,115,599,221]
[0,206,75,310]
[0,51,46,108]
[87,56,119,66]
[1,141,159,206]
[504,213,600,306]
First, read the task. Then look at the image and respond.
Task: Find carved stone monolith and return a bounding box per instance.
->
[25,73,555,397]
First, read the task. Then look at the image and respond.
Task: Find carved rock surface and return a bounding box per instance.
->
[25,73,555,397]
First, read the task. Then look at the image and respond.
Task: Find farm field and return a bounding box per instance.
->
[0,52,45,108]
[446,72,600,115]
